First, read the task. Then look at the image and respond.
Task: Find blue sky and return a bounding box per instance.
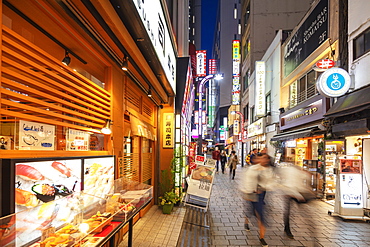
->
[201,0,218,58]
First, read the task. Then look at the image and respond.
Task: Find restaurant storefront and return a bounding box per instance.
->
[0,1,178,245]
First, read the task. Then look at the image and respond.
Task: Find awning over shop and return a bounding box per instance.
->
[324,86,370,118]
[130,117,156,141]
[332,118,370,137]
[270,126,320,142]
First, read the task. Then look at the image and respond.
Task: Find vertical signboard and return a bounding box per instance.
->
[289,81,298,108]
[232,40,241,105]
[19,120,55,150]
[209,59,217,75]
[232,40,240,76]
[255,61,266,117]
[196,50,207,77]
[163,113,174,148]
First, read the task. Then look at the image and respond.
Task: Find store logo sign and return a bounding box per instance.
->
[316,68,351,98]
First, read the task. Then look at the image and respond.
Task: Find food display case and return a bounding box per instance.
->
[324,140,345,199]
[0,155,153,247]
[0,156,115,216]
[0,178,153,247]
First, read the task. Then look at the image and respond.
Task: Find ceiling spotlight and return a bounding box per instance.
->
[147,87,152,97]
[101,119,112,135]
[121,56,129,71]
[62,50,71,66]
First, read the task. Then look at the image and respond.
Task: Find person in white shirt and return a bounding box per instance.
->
[240,153,274,247]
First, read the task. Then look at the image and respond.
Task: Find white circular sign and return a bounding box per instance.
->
[316,68,351,98]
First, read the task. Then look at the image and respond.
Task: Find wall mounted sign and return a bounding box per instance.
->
[67,129,90,151]
[196,50,207,77]
[209,59,217,75]
[289,81,298,108]
[255,61,266,117]
[280,98,326,130]
[163,113,174,148]
[232,40,241,104]
[247,118,265,137]
[133,0,176,92]
[284,0,329,77]
[316,67,351,97]
[19,120,55,150]
[315,59,335,70]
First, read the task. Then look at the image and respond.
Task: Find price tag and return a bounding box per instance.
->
[41,226,55,241]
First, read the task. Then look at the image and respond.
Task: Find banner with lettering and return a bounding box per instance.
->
[19,120,55,150]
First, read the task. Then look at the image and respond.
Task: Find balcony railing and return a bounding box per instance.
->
[289,84,318,109]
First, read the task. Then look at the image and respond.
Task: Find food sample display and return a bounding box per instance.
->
[1,173,153,247]
[15,159,82,212]
[83,157,114,199]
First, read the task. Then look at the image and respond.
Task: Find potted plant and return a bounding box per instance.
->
[159,190,180,214]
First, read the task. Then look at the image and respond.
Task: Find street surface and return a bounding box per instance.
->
[209,165,370,246]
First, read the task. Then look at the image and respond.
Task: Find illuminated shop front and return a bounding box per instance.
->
[324,86,370,217]
[247,118,266,152]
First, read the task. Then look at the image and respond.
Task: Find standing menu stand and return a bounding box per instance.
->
[328,158,370,221]
[184,159,216,211]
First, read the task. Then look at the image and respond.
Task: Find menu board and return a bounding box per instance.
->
[15,159,82,213]
[187,165,215,198]
[340,174,362,208]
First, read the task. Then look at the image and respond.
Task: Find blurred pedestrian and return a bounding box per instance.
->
[250,148,258,164]
[228,150,238,180]
[245,150,253,166]
[220,150,227,174]
[240,153,274,247]
[278,164,316,239]
[212,147,221,173]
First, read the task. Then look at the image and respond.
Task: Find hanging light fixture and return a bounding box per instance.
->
[101,119,112,135]
[62,50,71,66]
[121,56,128,71]
[147,87,152,97]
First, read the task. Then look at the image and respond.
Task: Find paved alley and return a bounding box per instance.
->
[208,165,370,246]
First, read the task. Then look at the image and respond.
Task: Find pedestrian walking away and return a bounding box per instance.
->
[228,150,238,180]
[212,147,221,173]
[220,150,227,174]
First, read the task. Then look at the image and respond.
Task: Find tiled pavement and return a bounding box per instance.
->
[119,205,186,247]
[120,165,370,246]
[209,166,370,247]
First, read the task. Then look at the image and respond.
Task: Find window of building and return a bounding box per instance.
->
[250,106,255,123]
[243,70,249,90]
[354,27,370,60]
[243,4,250,27]
[244,104,249,123]
[289,70,321,107]
[265,93,271,114]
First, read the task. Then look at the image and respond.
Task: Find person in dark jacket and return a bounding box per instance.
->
[212,147,221,172]
[220,150,227,174]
